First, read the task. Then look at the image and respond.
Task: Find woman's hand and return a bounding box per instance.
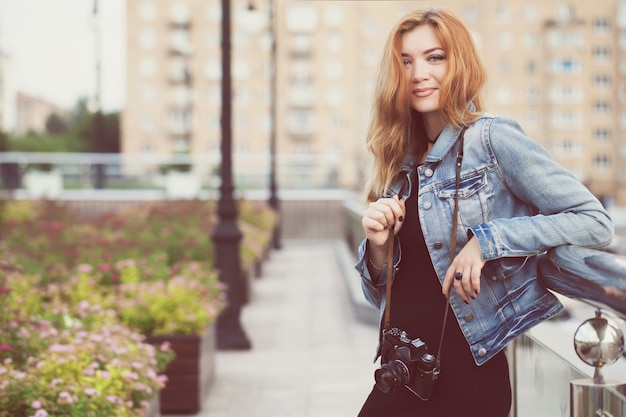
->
[361,196,406,273]
[442,236,485,303]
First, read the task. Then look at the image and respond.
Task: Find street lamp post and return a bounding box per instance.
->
[267,0,281,249]
[212,0,251,350]
[91,0,106,189]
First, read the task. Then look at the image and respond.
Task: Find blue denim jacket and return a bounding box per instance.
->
[355,114,614,366]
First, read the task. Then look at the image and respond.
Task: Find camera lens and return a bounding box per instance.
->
[374,360,410,393]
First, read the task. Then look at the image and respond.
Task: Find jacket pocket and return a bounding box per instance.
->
[482,255,533,281]
[438,171,490,227]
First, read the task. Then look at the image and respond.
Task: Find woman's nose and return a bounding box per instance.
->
[412,65,429,82]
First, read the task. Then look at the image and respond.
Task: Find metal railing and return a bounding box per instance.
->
[0,151,348,197]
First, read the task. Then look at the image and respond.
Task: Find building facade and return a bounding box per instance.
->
[123,0,626,204]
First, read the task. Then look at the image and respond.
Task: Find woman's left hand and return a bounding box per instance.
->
[442,236,485,303]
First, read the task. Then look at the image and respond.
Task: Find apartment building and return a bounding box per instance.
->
[123,0,626,204]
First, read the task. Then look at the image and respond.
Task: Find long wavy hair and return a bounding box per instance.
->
[364,8,486,202]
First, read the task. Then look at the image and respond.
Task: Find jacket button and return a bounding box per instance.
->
[423,202,432,209]
[478,348,487,357]
[424,168,434,177]
[433,242,443,249]
[464,313,474,322]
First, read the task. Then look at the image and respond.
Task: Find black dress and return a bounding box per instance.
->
[358,170,511,417]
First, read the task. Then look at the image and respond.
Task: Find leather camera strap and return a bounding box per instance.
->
[383,127,467,373]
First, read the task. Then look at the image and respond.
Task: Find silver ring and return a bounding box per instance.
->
[454,271,463,281]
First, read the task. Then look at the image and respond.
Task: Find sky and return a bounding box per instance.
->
[0,0,126,113]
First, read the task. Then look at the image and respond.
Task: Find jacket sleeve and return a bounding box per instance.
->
[354,236,401,308]
[469,116,614,261]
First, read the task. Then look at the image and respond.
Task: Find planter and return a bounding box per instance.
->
[23,169,63,198]
[165,171,201,199]
[144,395,161,417]
[145,324,216,415]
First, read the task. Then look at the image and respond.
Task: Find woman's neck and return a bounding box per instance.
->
[423,112,445,143]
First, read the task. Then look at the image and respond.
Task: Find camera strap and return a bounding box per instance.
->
[383,127,467,374]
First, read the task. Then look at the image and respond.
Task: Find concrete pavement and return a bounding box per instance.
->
[170,240,379,417]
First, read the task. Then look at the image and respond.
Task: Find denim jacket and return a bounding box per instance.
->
[355,113,614,366]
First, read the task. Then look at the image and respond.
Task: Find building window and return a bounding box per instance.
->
[324,4,343,26]
[525,112,540,130]
[464,5,479,23]
[593,18,611,34]
[593,74,611,89]
[523,33,540,48]
[138,1,156,21]
[139,29,156,50]
[233,60,251,80]
[285,3,318,33]
[526,61,537,74]
[594,101,611,114]
[290,59,312,83]
[525,87,540,104]
[287,110,316,135]
[326,31,343,52]
[524,4,539,22]
[497,32,513,49]
[552,139,583,157]
[495,4,511,23]
[139,58,157,77]
[495,85,512,104]
[594,154,611,169]
[361,18,379,38]
[295,139,309,154]
[170,2,190,25]
[547,85,583,103]
[547,31,584,48]
[594,128,611,142]
[325,89,343,107]
[206,3,221,23]
[550,111,583,129]
[550,58,582,74]
[325,61,343,79]
[592,46,611,63]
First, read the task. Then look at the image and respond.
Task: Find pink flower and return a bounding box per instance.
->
[0,286,11,295]
[84,388,98,396]
[31,400,42,409]
[98,263,111,272]
[0,345,12,352]
[33,410,48,417]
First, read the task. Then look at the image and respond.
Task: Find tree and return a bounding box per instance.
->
[45,113,69,136]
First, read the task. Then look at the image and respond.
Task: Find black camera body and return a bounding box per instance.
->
[374,327,438,400]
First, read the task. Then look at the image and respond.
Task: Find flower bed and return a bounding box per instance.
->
[0,266,174,417]
[0,199,277,414]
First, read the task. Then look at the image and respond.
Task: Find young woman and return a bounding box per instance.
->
[355,7,614,417]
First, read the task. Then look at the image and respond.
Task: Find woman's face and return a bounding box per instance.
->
[401,24,449,122]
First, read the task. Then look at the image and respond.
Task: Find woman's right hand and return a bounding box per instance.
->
[361,195,406,249]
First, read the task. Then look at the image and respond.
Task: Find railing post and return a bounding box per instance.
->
[570,310,625,417]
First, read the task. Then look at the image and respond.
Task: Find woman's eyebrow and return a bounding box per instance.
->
[401,47,444,57]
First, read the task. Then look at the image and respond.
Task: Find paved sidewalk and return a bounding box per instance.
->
[174,240,380,417]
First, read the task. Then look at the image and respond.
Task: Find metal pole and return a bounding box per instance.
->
[212,0,251,350]
[92,0,105,189]
[267,0,281,249]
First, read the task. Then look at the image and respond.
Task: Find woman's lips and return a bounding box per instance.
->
[413,88,435,98]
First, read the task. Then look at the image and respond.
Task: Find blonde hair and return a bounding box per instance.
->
[365,8,486,202]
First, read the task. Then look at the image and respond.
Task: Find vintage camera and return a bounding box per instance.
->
[374,327,438,400]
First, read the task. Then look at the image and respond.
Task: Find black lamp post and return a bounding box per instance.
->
[212,0,251,350]
[267,0,281,249]
[92,0,106,189]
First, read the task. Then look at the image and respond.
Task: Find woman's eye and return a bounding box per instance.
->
[402,59,411,67]
[429,54,446,62]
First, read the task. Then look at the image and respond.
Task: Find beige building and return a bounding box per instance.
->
[123,0,626,204]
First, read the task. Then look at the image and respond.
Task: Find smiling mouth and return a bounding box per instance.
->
[413,88,435,98]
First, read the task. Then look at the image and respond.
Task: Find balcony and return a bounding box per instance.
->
[0,151,624,416]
